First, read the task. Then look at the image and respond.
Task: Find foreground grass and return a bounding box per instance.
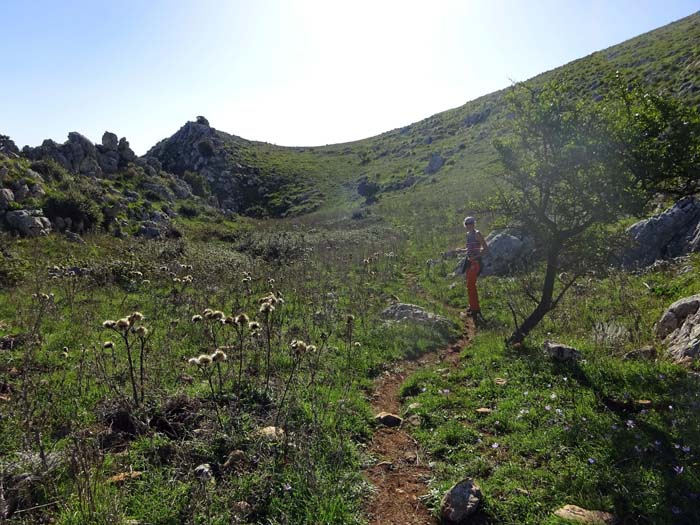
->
[402,256,700,524]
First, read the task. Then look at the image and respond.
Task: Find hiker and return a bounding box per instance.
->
[462,216,488,318]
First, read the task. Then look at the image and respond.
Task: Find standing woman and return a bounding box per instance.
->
[463,216,488,318]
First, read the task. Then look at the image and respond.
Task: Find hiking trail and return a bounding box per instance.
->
[363,316,475,525]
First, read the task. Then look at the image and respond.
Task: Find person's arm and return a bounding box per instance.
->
[478,232,488,255]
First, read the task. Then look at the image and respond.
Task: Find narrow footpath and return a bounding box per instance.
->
[363,318,475,525]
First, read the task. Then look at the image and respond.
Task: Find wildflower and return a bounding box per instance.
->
[198,354,212,366]
[61,350,69,358]
[268,278,275,285]
[682,445,691,453]
[441,389,450,395]
[523,391,528,396]
[626,419,636,429]
[671,506,681,515]
[544,405,551,411]
[550,393,557,400]
[191,314,203,323]
[588,458,596,464]
[103,320,117,329]
[307,345,317,353]
[235,313,249,326]
[354,341,361,347]
[135,326,148,337]
[173,277,182,283]
[116,318,130,330]
[212,349,228,363]
[103,341,114,349]
[491,443,499,449]
[346,314,355,323]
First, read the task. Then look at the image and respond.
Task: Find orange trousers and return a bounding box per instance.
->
[466,259,481,312]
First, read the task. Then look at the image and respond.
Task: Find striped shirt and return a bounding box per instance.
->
[466,230,482,258]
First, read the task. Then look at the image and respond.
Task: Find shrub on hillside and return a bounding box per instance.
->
[29,159,68,182]
[183,171,209,197]
[43,191,104,232]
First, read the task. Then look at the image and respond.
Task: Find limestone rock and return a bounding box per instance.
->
[0,188,14,211]
[381,303,454,332]
[374,412,402,427]
[5,210,52,237]
[553,504,615,524]
[623,197,700,268]
[101,131,119,151]
[656,294,700,362]
[440,478,482,524]
[136,221,162,240]
[544,341,582,362]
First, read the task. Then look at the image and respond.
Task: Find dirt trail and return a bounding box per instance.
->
[363,318,475,525]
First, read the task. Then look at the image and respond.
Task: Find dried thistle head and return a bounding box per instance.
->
[135,326,148,337]
[116,318,130,330]
[259,302,274,314]
[346,314,355,324]
[129,311,145,325]
[197,354,212,366]
[290,339,307,356]
[212,310,225,321]
[248,321,261,331]
[235,313,249,326]
[188,357,199,366]
[191,314,203,323]
[103,320,117,329]
[103,341,114,349]
[212,349,228,363]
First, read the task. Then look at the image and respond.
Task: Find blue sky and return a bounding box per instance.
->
[1,0,698,153]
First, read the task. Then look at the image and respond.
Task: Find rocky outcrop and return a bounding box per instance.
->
[553,505,615,524]
[23,131,138,178]
[5,209,52,237]
[623,197,700,268]
[656,294,700,362]
[424,153,445,174]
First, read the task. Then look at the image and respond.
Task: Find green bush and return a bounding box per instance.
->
[43,191,104,232]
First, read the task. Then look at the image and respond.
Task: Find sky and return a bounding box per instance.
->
[1,0,698,154]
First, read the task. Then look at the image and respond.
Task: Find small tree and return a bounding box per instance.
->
[494,81,646,344]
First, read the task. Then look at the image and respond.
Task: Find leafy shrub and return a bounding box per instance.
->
[43,191,104,232]
[197,140,214,158]
[29,159,68,182]
[177,203,199,218]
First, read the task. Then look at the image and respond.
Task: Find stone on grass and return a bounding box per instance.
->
[553,504,615,524]
[5,209,52,237]
[440,478,482,524]
[544,341,582,362]
[375,411,403,427]
[623,346,657,361]
[381,303,454,332]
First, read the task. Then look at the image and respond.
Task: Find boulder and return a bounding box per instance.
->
[136,221,162,240]
[118,137,136,165]
[480,230,535,276]
[623,197,700,268]
[656,294,700,362]
[0,188,14,211]
[544,341,582,362]
[65,231,85,244]
[381,303,454,332]
[5,210,52,237]
[553,505,615,524]
[440,478,482,524]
